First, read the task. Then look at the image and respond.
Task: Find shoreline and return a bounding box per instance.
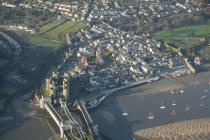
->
[84,76,160,109]
[85,71,210,109]
[0,87,55,140]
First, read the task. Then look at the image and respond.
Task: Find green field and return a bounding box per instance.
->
[38,19,63,34]
[45,21,85,39]
[155,24,210,49]
[155,24,210,40]
[20,34,63,47]
[22,19,86,47]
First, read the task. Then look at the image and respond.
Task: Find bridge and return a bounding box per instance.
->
[61,102,86,140]
[41,97,87,140]
[77,100,101,140]
[44,103,67,139]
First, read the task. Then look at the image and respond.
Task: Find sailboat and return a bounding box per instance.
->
[185,105,190,111]
[122,107,128,116]
[147,112,155,120]
[200,95,207,107]
[172,100,176,106]
[160,101,166,109]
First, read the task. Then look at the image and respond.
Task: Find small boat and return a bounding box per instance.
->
[185,105,190,111]
[170,91,175,94]
[122,107,128,116]
[172,100,176,106]
[147,112,155,120]
[160,101,166,109]
[180,89,184,94]
[201,95,207,100]
[171,109,176,116]
[204,89,208,93]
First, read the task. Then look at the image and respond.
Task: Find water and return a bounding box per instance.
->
[0,91,56,140]
[0,118,54,140]
[90,72,210,140]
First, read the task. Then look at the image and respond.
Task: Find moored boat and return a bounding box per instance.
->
[122,107,128,116]
[160,101,166,109]
[172,100,176,106]
[147,112,155,120]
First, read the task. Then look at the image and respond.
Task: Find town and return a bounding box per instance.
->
[0,0,210,140]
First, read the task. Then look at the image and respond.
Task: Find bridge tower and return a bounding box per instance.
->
[60,122,65,139]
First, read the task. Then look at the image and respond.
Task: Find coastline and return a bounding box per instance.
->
[85,76,160,109]
[86,71,210,110]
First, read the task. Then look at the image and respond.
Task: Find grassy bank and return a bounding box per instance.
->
[21,34,63,48]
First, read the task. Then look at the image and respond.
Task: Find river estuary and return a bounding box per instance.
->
[0,71,210,140]
[90,71,210,140]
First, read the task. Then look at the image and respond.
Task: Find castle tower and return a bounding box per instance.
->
[64,71,69,78]
[45,78,50,92]
[52,71,59,79]
[62,76,69,101]
[95,47,104,64]
[49,80,56,97]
